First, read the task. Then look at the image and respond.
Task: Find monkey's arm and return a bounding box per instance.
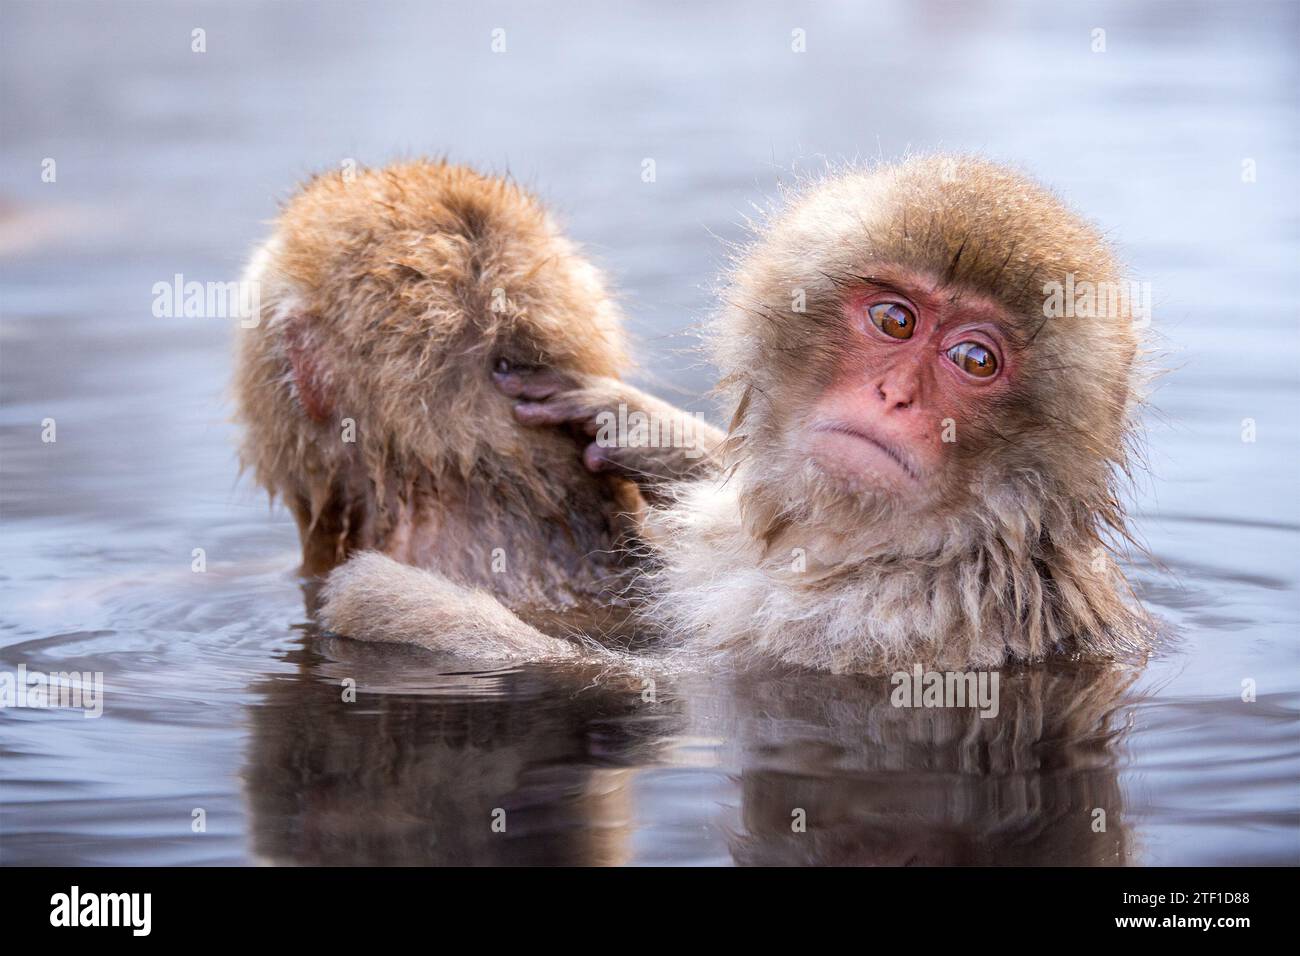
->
[320,552,579,663]
[494,363,726,500]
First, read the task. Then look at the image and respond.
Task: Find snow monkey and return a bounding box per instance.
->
[234,161,653,659]
[235,156,1150,674]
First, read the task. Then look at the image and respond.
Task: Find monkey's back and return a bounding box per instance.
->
[234,161,640,606]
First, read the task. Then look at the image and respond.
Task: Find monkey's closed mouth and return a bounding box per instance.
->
[814,423,917,480]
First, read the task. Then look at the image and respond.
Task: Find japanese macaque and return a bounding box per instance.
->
[235,156,1150,674]
[235,162,655,660]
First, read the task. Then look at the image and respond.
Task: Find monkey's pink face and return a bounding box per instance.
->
[804,271,1018,503]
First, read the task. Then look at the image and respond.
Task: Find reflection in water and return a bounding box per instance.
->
[246,639,674,866]
[246,596,1138,865]
[723,666,1135,865]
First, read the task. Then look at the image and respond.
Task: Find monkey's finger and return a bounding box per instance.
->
[583,442,615,473]
[496,374,566,400]
[492,362,573,400]
[513,386,608,426]
[582,441,656,478]
[514,399,585,426]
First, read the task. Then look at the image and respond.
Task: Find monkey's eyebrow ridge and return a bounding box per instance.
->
[851,275,920,300]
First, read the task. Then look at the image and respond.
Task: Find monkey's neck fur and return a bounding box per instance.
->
[643,460,1149,674]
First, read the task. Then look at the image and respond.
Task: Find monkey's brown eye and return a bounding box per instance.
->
[946,342,998,378]
[867,302,915,339]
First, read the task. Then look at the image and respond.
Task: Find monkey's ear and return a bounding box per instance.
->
[282,314,334,423]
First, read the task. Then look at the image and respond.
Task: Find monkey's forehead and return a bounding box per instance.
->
[754,156,1123,318]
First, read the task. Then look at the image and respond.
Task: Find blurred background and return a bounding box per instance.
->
[1,0,1296,866]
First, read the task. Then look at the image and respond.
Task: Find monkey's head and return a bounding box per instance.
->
[236,162,630,571]
[712,156,1147,652]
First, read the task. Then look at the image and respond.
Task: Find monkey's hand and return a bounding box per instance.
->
[493,361,725,497]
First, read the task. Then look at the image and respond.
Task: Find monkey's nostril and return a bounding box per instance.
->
[494,357,510,374]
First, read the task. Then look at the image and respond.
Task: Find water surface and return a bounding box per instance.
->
[2,0,1297,865]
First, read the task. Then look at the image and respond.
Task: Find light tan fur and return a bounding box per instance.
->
[320,552,577,661]
[643,157,1150,671]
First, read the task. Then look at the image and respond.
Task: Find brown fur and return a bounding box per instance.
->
[234,161,641,610]
[238,156,1151,674]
